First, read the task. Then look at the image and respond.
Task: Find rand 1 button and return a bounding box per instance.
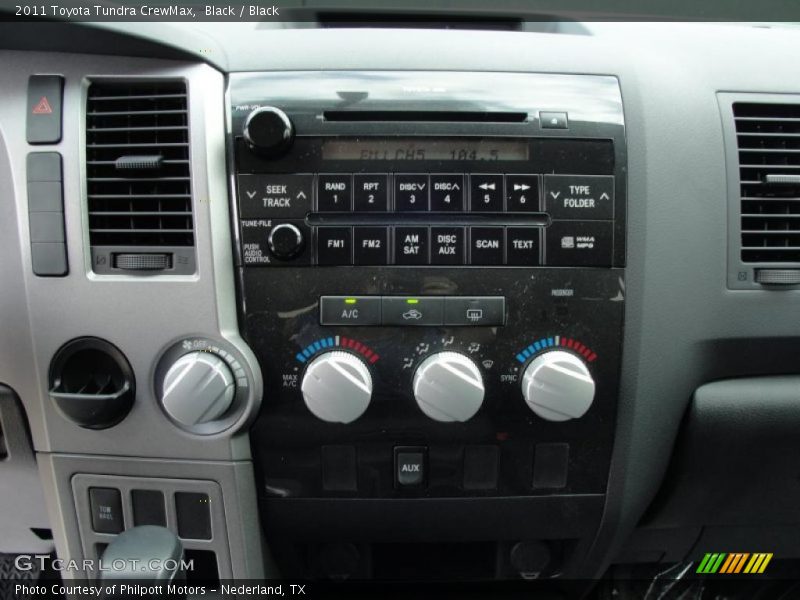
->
[431,227,465,265]
[506,227,542,265]
[430,174,465,211]
[320,296,381,326]
[317,174,353,212]
[469,227,505,265]
[353,227,389,265]
[394,174,430,212]
[238,174,313,218]
[353,174,389,212]
[444,297,505,326]
[506,175,541,212]
[382,297,444,326]
[470,174,504,212]
[546,221,613,267]
[394,227,429,265]
[544,175,614,220]
[317,227,352,265]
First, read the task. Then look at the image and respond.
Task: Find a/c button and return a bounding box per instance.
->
[320,296,381,326]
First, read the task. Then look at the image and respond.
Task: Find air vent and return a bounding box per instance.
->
[734,102,800,263]
[85,80,195,274]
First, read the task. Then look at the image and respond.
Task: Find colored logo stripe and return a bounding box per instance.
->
[697,553,726,574]
[697,552,773,574]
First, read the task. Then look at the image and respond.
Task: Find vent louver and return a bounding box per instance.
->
[734,102,800,263]
[86,81,194,264]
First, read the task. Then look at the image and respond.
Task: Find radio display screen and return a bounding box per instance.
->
[321,138,529,162]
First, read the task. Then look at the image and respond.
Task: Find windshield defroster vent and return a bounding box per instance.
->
[85,80,195,274]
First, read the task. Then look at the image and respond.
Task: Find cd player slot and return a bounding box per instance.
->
[307,213,549,227]
[323,110,528,123]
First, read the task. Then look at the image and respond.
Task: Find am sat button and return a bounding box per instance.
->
[444,297,505,326]
[546,221,613,267]
[382,297,444,326]
[544,175,614,220]
[320,296,381,326]
[394,227,429,265]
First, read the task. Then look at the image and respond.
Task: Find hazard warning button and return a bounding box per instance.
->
[27,75,64,144]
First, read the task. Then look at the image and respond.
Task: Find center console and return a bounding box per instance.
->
[228,71,626,578]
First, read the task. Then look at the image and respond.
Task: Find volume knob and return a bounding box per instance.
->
[301,351,373,424]
[161,351,235,427]
[521,351,595,421]
[413,352,484,422]
[242,106,294,157]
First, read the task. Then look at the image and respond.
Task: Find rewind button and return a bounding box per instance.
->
[470,174,504,212]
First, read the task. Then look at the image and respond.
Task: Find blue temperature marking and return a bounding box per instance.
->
[327,337,335,347]
[516,353,526,363]
[302,347,312,358]
[313,341,322,352]
[296,353,306,363]
[546,337,554,347]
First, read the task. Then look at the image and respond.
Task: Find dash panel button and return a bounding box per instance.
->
[320,296,381,326]
[444,297,506,326]
[27,75,63,144]
[382,297,444,326]
[89,487,124,534]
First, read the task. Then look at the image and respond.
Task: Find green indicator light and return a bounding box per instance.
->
[344,298,357,305]
[406,298,420,304]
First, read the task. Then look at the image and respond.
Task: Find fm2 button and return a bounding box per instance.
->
[395,447,426,488]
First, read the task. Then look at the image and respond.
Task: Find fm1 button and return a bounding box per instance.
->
[431,227,465,265]
[317,227,352,265]
[544,175,614,220]
[395,447,426,487]
[320,296,381,326]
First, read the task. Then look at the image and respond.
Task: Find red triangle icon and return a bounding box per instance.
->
[32,96,53,115]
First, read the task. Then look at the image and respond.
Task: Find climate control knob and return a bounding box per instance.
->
[161,351,236,427]
[521,351,595,421]
[301,351,373,424]
[413,352,484,422]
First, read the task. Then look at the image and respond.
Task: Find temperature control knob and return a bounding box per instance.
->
[161,351,235,427]
[301,351,373,424]
[242,106,294,157]
[521,351,595,421]
[413,352,484,422]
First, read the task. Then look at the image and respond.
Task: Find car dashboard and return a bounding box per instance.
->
[2,15,800,596]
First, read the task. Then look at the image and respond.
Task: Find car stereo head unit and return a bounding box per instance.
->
[227,71,626,567]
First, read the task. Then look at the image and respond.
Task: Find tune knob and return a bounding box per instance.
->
[268,223,304,259]
[301,351,373,424]
[521,351,595,421]
[160,351,235,427]
[242,106,294,157]
[413,352,484,422]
